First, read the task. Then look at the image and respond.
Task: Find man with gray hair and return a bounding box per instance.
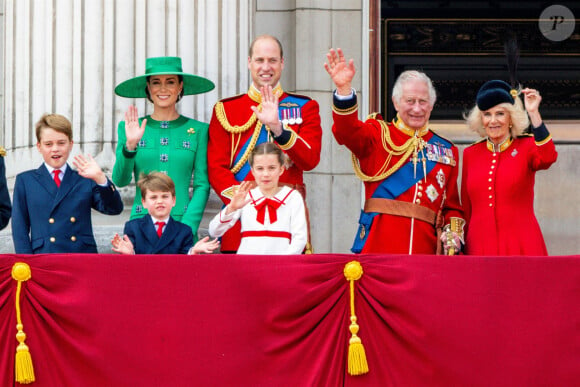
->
[324,48,464,255]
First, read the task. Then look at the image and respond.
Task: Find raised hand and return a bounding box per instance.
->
[111,233,135,255]
[521,88,543,127]
[124,105,147,151]
[324,48,356,95]
[226,181,253,213]
[190,236,221,254]
[73,154,107,185]
[251,85,282,136]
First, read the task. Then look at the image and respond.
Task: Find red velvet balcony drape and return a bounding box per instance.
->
[1,254,579,386]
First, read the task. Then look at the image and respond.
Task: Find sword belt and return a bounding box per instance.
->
[364,197,438,226]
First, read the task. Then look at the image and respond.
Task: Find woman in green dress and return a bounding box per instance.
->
[113,57,214,242]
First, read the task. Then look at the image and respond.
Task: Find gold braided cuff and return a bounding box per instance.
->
[277,126,298,150]
[332,103,358,116]
[535,134,552,146]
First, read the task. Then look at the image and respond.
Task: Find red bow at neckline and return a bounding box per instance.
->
[254,198,282,225]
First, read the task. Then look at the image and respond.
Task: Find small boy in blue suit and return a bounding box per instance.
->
[12,113,124,253]
[111,172,219,255]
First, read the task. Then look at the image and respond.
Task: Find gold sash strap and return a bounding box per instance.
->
[364,197,437,226]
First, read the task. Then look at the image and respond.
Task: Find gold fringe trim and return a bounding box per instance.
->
[12,262,35,384]
[343,261,369,376]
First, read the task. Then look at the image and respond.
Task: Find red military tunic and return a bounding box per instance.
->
[208,84,322,251]
[332,94,463,254]
[461,126,557,255]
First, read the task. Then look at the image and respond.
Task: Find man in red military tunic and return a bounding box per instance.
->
[208,35,322,252]
[324,48,464,254]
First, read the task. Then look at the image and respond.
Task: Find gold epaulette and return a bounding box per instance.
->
[0,146,6,157]
[215,101,258,134]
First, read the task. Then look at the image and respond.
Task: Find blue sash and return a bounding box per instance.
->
[351,133,452,253]
[232,94,309,182]
[233,126,268,181]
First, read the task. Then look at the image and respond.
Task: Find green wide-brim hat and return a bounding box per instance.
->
[115,56,215,98]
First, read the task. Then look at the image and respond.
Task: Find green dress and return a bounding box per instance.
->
[113,115,209,242]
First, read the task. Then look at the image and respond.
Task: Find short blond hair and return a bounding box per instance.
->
[138,172,176,198]
[35,114,73,142]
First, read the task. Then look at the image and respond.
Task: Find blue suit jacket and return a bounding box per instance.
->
[12,164,124,254]
[0,156,11,231]
[123,216,194,254]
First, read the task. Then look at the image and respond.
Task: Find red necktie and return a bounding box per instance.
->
[54,170,61,187]
[155,221,165,238]
[254,198,282,225]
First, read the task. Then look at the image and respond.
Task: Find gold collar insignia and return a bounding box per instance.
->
[248,83,284,103]
[486,137,512,153]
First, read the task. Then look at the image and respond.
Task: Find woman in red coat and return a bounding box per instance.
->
[461,80,557,255]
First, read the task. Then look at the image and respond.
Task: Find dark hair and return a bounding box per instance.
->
[35,113,73,142]
[249,142,286,167]
[145,74,185,103]
[248,35,284,59]
[138,172,176,198]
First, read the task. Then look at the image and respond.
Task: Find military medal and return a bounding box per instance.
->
[295,108,303,124]
[436,168,446,188]
[281,109,289,125]
[288,108,296,125]
[426,184,439,202]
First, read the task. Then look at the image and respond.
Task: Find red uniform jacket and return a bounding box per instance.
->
[208,85,322,251]
[332,93,463,254]
[462,127,557,255]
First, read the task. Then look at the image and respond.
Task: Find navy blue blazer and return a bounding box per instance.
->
[0,156,11,231]
[12,164,124,254]
[124,215,194,254]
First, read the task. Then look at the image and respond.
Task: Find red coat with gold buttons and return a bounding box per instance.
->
[461,134,557,255]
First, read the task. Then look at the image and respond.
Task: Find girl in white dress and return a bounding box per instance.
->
[209,142,307,254]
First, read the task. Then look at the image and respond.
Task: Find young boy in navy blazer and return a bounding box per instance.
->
[12,113,124,254]
[111,172,219,255]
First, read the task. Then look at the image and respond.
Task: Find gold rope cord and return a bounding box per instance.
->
[215,102,258,134]
[343,261,369,376]
[12,262,35,384]
[352,120,418,182]
[230,121,265,174]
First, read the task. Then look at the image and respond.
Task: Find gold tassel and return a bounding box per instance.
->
[12,262,35,384]
[343,261,369,376]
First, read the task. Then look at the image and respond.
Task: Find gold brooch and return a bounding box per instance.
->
[187,128,195,135]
